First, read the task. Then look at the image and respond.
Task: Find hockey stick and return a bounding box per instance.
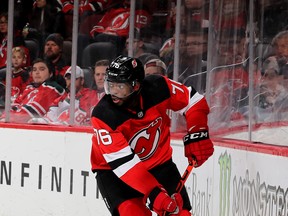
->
[175,160,196,194]
[163,159,196,216]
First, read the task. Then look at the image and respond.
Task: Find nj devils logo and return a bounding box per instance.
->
[129,117,162,161]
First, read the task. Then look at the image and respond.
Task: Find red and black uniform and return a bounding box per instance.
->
[90,6,151,38]
[0,40,30,69]
[91,75,210,214]
[11,68,32,100]
[9,80,65,123]
[45,87,101,125]
[0,68,31,101]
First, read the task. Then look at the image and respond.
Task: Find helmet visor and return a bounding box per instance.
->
[104,78,135,99]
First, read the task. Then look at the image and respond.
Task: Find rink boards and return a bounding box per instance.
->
[0,124,288,216]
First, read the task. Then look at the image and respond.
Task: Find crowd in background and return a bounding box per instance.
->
[0,0,288,130]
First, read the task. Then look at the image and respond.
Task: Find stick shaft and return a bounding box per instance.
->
[163,160,196,216]
[175,161,195,193]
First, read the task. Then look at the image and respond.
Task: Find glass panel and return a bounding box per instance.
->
[77,0,152,126]
[1,0,74,125]
[166,0,210,133]
[1,0,287,145]
[177,0,209,93]
[250,0,288,143]
[205,0,288,145]
[207,0,251,135]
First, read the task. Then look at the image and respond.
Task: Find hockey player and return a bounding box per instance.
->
[90,55,214,215]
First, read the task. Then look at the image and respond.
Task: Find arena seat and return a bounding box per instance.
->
[81,42,117,68]
[144,42,160,56]
[82,67,94,89]
[0,67,6,82]
[63,40,72,64]
[24,39,39,63]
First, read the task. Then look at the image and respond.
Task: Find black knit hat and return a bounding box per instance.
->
[45,33,63,50]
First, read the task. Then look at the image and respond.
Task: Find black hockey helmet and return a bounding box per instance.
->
[105,55,145,85]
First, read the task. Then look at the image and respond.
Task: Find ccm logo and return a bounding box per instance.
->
[184,131,208,142]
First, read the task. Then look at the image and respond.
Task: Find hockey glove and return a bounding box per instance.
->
[148,186,178,216]
[183,125,214,167]
[168,193,183,215]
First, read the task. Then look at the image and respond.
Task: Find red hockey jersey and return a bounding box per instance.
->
[9,80,65,122]
[45,87,102,125]
[0,38,31,69]
[11,69,32,101]
[90,6,151,37]
[1,68,32,102]
[90,75,210,196]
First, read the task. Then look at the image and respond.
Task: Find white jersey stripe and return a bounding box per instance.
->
[103,146,133,163]
[113,155,141,178]
[178,87,204,115]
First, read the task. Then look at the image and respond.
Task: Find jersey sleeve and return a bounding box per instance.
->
[91,117,160,196]
[163,76,210,131]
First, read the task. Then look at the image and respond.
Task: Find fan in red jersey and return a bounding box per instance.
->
[31,65,101,125]
[89,0,151,55]
[0,58,65,123]
[90,55,214,216]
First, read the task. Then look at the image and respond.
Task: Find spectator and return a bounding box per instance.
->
[61,0,113,17]
[0,12,30,69]
[159,0,209,80]
[235,55,288,123]
[43,33,69,88]
[0,58,65,123]
[90,59,109,100]
[159,30,187,79]
[259,30,288,85]
[178,27,208,90]
[2,47,31,102]
[163,1,187,40]
[60,0,120,40]
[213,28,247,67]
[123,29,155,59]
[144,58,167,76]
[208,57,261,128]
[184,0,210,30]
[271,30,288,62]
[89,0,152,55]
[22,0,65,52]
[213,0,247,32]
[258,56,288,110]
[33,65,99,125]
